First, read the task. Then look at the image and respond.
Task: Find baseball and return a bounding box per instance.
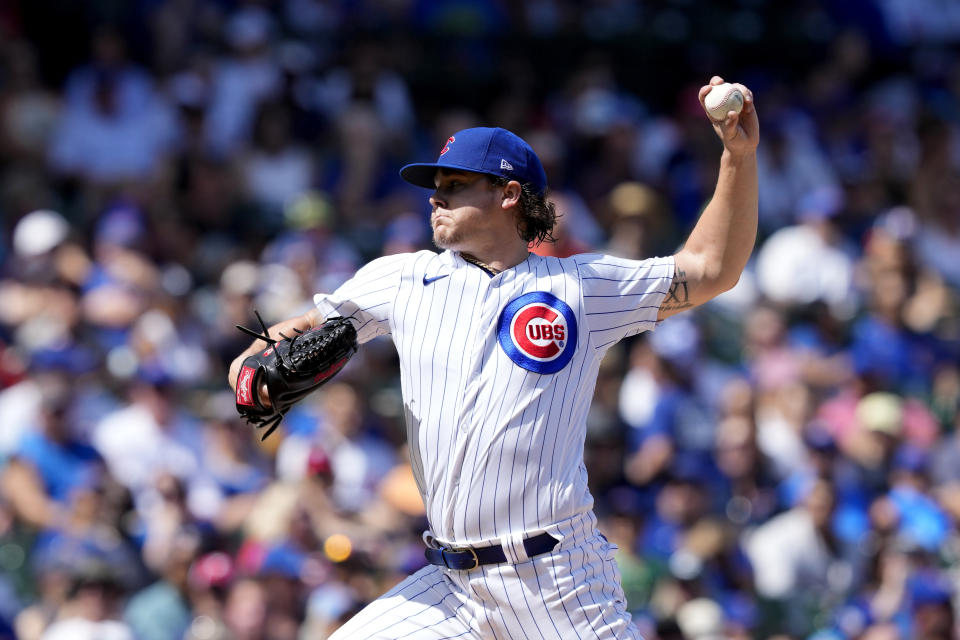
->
[704,83,744,121]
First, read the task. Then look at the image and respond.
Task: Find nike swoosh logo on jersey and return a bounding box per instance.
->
[422,274,449,285]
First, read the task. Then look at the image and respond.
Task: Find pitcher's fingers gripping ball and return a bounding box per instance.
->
[234,311,358,440]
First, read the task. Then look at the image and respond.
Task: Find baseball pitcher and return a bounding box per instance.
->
[229,76,758,639]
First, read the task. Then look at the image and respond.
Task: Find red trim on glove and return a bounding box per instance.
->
[236,365,258,406]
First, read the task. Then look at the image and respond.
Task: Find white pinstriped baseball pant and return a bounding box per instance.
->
[328,511,643,640]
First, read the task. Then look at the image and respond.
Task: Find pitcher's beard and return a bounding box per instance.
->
[432,226,461,250]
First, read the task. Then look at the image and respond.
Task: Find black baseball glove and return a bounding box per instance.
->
[234,311,358,440]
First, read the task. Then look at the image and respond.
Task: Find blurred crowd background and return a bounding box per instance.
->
[0,1,959,639]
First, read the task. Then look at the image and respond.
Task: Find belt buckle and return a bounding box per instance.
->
[445,546,479,570]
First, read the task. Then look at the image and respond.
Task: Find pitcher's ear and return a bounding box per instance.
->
[501,180,521,209]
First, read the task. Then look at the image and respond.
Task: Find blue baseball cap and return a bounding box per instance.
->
[400,127,548,195]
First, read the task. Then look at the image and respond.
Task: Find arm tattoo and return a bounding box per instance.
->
[660,268,693,311]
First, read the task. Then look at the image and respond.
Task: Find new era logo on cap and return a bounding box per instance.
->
[400,127,547,195]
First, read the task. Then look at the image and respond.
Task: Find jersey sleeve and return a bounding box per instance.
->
[313,253,410,344]
[575,253,676,348]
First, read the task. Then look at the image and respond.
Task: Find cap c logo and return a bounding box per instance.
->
[439,136,455,156]
[498,292,577,374]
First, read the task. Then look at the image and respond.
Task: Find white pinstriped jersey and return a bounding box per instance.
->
[314,249,674,546]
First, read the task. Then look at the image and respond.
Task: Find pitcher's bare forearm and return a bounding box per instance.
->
[660,151,758,319]
[684,149,758,284]
[228,308,322,390]
[658,76,759,320]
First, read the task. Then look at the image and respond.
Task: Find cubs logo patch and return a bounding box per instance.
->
[497,292,577,374]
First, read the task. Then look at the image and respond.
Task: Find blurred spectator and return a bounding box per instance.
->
[713,413,780,526]
[527,128,606,254]
[9,209,70,266]
[258,192,362,303]
[879,444,949,553]
[237,101,316,230]
[205,7,282,156]
[48,28,177,185]
[755,186,859,319]
[381,211,431,256]
[875,0,960,45]
[222,577,269,640]
[190,414,269,531]
[313,39,414,137]
[138,474,194,573]
[850,218,943,393]
[675,597,728,640]
[0,40,61,166]
[914,177,960,291]
[906,570,956,640]
[278,382,395,515]
[0,497,25,633]
[0,210,91,379]
[181,550,234,640]
[0,374,103,529]
[79,203,160,336]
[91,379,201,517]
[744,479,851,637]
[741,305,817,478]
[38,564,134,640]
[325,104,397,229]
[598,509,656,615]
[623,318,713,490]
[603,181,676,260]
[930,407,960,526]
[0,367,45,461]
[756,115,841,234]
[123,529,200,640]
[559,55,648,221]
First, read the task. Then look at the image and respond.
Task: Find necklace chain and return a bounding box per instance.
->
[461,253,501,275]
